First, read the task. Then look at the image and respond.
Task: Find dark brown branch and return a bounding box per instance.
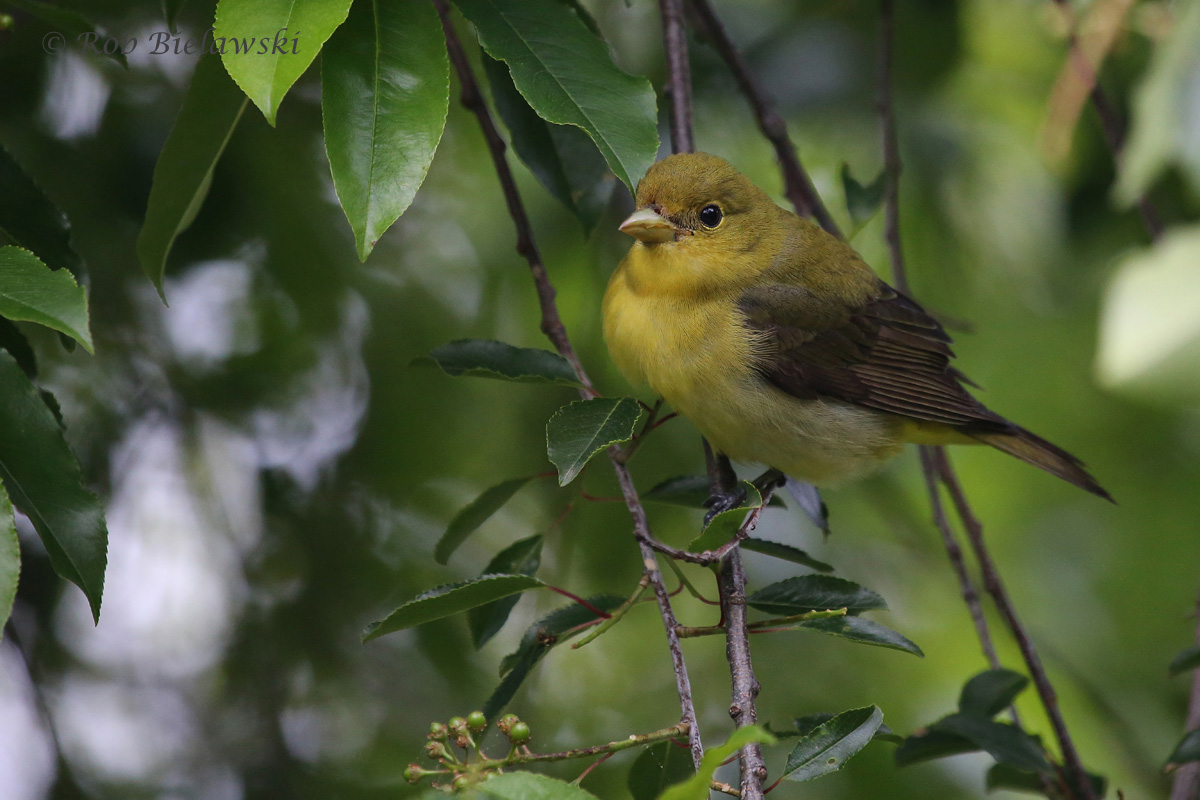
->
[1171,583,1200,800]
[659,0,694,154]
[878,5,1090,795]
[434,0,703,770]
[687,0,841,237]
[718,550,767,800]
[936,449,1096,800]
[1049,0,1163,241]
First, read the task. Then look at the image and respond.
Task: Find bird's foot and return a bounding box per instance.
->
[702,485,747,528]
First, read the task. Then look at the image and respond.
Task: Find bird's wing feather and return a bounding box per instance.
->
[739,281,1008,431]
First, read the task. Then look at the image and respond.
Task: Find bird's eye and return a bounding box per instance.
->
[699,204,723,228]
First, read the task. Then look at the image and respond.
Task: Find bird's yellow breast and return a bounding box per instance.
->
[602,243,910,485]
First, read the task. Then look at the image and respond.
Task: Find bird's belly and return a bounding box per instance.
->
[603,286,905,485]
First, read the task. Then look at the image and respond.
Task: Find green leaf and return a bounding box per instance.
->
[5,0,127,66]
[642,475,784,508]
[935,714,1050,772]
[0,247,92,352]
[895,728,978,767]
[795,616,923,657]
[0,318,37,379]
[213,0,353,125]
[434,475,535,564]
[1115,0,1200,203]
[454,0,658,192]
[0,481,19,640]
[481,771,599,800]
[782,705,883,782]
[418,339,582,386]
[841,164,886,227]
[322,0,449,261]
[659,726,775,800]
[0,144,84,278]
[136,55,248,297]
[958,669,1029,718]
[546,397,640,485]
[481,54,613,231]
[362,574,544,642]
[485,595,622,718]
[748,575,885,616]
[1171,645,1200,677]
[0,351,106,621]
[1168,729,1200,768]
[741,538,833,572]
[163,0,187,33]
[985,764,1107,799]
[788,713,900,744]
[467,534,543,648]
[688,483,761,552]
[1096,226,1200,404]
[627,741,694,800]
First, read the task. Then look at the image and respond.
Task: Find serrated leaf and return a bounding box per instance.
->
[788,713,900,744]
[481,54,613,231]
[481,771,599,800]
[1168,729,1200,768]
[0,352,106,621]
[486,595,622,718]
[434,475,534,564]
[985,764,1107,799]
[642,475,784,508]
[322,0,448,261]
[546,397,640,485]
[418,339,582,386]
[213,0,353,125]
[688,483,761,552]
[1171,645,1200,677]
[454,0,658,192]
[137,55,247,297]
[841,163,886,227]
[935,714,1050,772]
[748,575,885,616]
[741,538,833,572]
[5,0,127,66]
[796,616,923,656]
[627,741,693,800]
[0,247,92,352]
[0,144,84,279]
[468,534,543,648]
[659,726,775,800]
[1096,227,1200,404]
[958,669,1029,718]
[895,728,978,766]
[782,706,883,782]
[0,481,19,640]
[363,574,544,641]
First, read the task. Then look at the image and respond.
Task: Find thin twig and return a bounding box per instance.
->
[660,0,694,154]
[434,0,703,770]
[1049,0,1163,240]
[719,549,767,799]
[687,0,841,236]
[877,0,907,288]
[1171,582,1200,800]
[936,449,1096,800]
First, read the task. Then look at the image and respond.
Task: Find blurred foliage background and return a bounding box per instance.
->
[1,0,1199,798]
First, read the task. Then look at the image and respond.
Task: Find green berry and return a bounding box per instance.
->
[452,775,471,791]
[496,714,520,734]
[448,716,468,732]
[0,14,14,30]
[466,710,487,731]
[508,721,531,744]
[403,764,423,783]
[428,721,448,740]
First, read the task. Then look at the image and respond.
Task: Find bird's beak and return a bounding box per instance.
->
[619,207,676,243]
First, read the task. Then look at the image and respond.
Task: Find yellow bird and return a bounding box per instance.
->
[602,152,1110,508]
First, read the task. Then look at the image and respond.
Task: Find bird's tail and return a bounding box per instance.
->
[969,426,1113,502]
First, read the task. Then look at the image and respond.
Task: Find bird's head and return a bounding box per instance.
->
[619,152,777,249]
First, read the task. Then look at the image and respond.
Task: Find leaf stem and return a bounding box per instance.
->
[572,574,650,648]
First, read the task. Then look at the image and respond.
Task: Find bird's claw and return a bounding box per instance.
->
[702,486,747,527]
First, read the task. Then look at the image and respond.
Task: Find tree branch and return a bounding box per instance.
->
[1171,583,1200,800]
[878,4,1091,796]
[434,0,703,769]
[718,550,767,800]
[687,0,841,237]
[660,0,695,154]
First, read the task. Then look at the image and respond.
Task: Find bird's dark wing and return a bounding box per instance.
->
[738,281,1008,431]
